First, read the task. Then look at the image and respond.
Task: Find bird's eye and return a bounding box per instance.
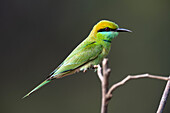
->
[105,27,110,31]
[98,27,116,32]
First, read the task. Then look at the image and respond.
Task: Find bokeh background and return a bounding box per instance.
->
[1,0,170,113]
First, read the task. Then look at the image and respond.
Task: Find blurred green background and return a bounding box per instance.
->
[1,0,170,113]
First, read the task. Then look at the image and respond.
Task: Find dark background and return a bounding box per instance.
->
[1,0,170,113]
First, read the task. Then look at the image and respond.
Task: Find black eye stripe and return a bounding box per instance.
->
[98,27,116,32]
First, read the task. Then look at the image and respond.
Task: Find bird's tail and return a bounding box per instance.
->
[22,78,52,99]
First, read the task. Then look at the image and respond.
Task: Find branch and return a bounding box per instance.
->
[156,76,170,113]
[97,64,103,82]
[97,59,111,113]
[107,74,169,97]
[96,58,170,113]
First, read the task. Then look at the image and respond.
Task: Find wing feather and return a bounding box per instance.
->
[51,42,103,78]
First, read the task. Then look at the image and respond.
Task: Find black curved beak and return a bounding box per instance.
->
[116,28,132,32]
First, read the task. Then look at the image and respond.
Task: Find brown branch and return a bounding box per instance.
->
[156,76,170,113]
[96,58,170,113]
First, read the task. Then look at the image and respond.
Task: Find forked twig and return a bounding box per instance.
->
[96,58,170,113]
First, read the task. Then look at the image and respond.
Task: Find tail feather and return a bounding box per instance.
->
[22,79,52,99]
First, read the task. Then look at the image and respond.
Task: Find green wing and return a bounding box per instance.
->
[51,41,103,78]
[22,41,103,98]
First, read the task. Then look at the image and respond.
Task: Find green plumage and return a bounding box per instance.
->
[23,20,131,98]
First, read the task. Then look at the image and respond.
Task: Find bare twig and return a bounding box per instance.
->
[97,64,103,82]
[97,58,170,113]
[101,59,111,113]
[107,74,169,97]
[156,76,170,113]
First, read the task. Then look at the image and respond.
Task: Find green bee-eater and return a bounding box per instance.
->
[23,20,131,98]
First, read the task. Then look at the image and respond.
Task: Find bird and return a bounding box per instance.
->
[23,20,131,98]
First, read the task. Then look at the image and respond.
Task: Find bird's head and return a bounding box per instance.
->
[90,20,131,40]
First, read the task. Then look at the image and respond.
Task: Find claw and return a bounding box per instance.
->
[93,65,98,69]
[83,69,87,72]
[93,65,99,72]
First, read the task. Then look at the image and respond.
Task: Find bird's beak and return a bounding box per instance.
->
[116,28,132,32]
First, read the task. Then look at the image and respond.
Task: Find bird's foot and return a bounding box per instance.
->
[93,65,98,72]
[93,65,98,69]
[83,69,87,73]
